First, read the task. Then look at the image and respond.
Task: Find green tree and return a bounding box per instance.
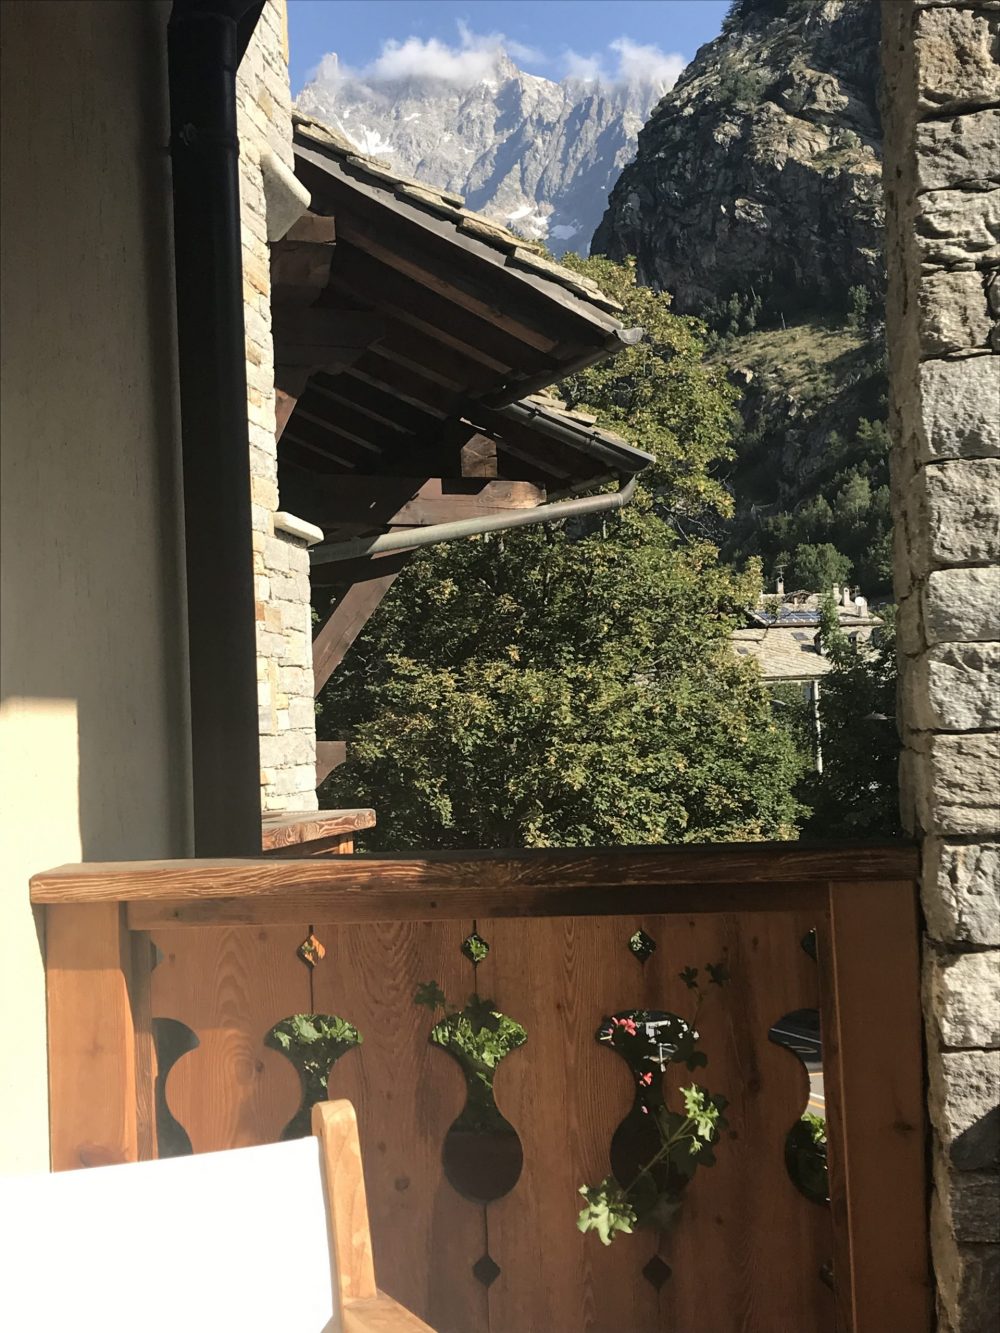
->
[557,254,737,522]
[789,542,852,593]
[801,602,901,838]
[320,256,808,849]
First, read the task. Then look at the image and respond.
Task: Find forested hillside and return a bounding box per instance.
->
[594,0,891,594]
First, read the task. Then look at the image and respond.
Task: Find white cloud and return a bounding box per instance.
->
[308,27,684,95]
[610,37,686,87]
[563,51,605,83]
[313,22,543,91]
[561,36,686,88]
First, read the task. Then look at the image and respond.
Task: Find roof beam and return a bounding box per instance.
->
[342,354,458,417]
[325,249,543,375]
[313,561,411,695]
[301,477,546,532]
[294,144,623,337]
[332,213,559,354]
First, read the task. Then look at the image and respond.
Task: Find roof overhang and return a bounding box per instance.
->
[270,115,652,542]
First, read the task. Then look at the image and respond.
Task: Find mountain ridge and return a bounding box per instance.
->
[296,50,671,254]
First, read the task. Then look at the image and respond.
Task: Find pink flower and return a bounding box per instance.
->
[641,1106,649,1115]
[639,1072,652,1086]
[612,1016,638,1037]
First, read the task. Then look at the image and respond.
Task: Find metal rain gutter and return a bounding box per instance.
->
[168,0,265,854]
[493,400,655,478]
[310,475,640,566]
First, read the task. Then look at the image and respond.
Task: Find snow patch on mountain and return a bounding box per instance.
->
[297,45,673,255]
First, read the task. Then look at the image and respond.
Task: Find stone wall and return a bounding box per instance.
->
[237,0,319,813]
[883,3,1000,1329]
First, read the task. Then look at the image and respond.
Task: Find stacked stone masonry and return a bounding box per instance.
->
[883,3,1000,1330]
[237,0,318,813]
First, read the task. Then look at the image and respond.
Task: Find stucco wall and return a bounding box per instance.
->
[883,3,1000,1328]
[0,1,191,1172]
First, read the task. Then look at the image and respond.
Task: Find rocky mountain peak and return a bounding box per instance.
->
[296,50,673,254]
[592,0,884,319]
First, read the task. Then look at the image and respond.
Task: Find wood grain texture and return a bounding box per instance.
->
[45,904,141,1170]
[124,881,834,929]
[313,571,408,695]
[313,919,487,1333]
[129,931,158,1161]
[149,925,310,1153]
[477,911,834,1333]
[343,1294,435,1333]
[477,915,659,1333]
[819,881,931,1333]
[654,912,835,1333]
[317,740,348,785]
[313,1100,377,1305]
[31,843,918,904]
[261,809,376,851]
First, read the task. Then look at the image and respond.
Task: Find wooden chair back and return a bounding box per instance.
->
[0,1100,431,1333]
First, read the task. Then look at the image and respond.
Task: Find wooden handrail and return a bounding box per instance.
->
[261,808,375,854]
[31,841,917,917]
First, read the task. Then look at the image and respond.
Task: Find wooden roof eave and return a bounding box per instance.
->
[292,143,628,349]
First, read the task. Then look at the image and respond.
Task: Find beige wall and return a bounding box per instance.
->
[0,1,192,1172]
[238,0,322,813]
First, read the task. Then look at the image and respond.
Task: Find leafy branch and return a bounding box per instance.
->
[578,1086,728,1244]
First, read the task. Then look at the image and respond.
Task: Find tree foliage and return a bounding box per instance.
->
[800,601,901,839]
[319,256,808,850]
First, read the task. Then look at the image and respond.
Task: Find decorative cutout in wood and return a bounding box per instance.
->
[266,1013,362,1140]
[152,1017,199,1158]
[297,932,326,968]
[596,1008,727,1232]
[641,1254,672,1291]
[472,1254,501,1288]
[768,1007,827,1204]
[461,932,490,966]
[628,929,656,963]
[416,984,526,1203]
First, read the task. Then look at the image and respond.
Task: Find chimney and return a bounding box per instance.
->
[776,568,785,597]
[842,584,853,609]
[855,595,868,619]
[831,582,840,604]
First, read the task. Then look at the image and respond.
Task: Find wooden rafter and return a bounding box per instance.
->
[302,477,545,532]
[293,145,623,337]
[325,251,538,375]
[312,560,412,696]
[332,212,561,353]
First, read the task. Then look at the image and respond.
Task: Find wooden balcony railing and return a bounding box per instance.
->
[31,843,929,1333]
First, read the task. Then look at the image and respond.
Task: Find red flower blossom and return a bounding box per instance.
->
[638,1071,652,1086]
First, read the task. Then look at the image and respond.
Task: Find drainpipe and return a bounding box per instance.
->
[168,1,263,856]
[309,475,640,566]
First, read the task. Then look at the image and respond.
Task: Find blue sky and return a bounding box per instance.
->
[287,1,731,95]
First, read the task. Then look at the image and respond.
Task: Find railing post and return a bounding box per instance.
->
[45,903,154,1170]
[818,880,931,1333]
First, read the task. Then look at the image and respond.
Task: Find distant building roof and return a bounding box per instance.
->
[733,588,882,683]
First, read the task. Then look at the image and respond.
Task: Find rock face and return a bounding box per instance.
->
[592,0,884,319]
[297,53,668,255]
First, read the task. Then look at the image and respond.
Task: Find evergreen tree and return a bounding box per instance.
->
[800,602,901,838]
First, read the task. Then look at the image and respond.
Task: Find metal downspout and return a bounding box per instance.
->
[168,1,262,855]
[309,475,640,567]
